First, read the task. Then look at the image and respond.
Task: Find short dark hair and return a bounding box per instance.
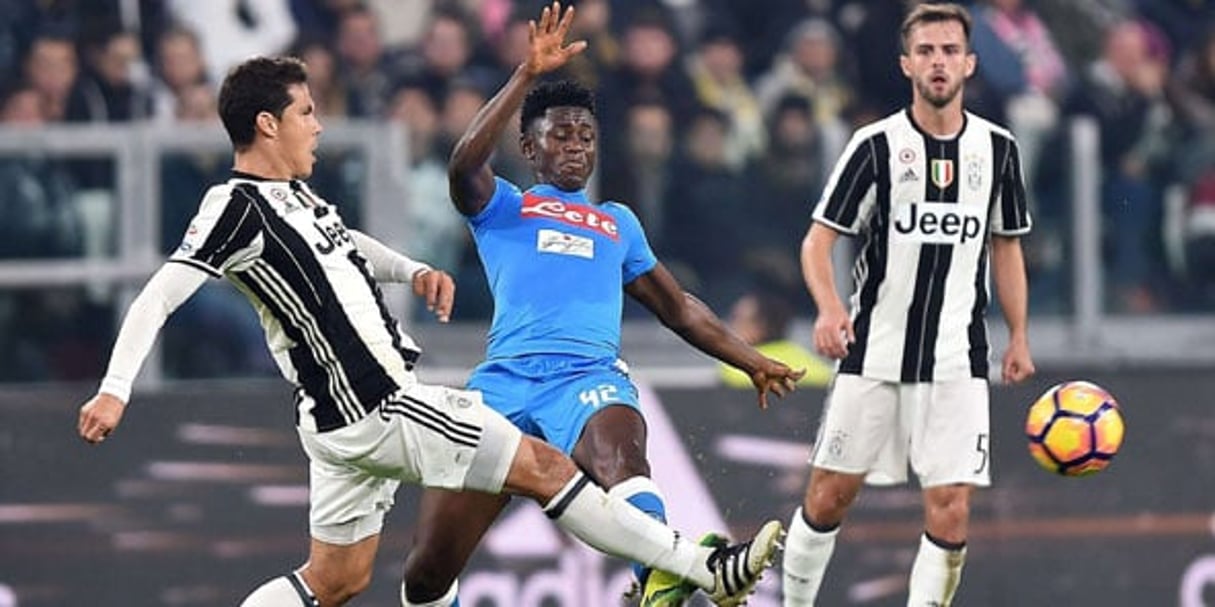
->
[218,56,308,150]
[900,2,972,54]
[520,80,596,133]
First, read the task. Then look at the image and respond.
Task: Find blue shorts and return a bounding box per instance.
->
[467,355,640,454]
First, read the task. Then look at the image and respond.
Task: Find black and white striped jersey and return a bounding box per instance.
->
[812,109,1031,383]
[170,172,420,432]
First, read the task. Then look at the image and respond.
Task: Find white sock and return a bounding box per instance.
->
[401,579,457,606]
[907,532,966,607]
[543,472,715,590]
[782,507,838,606]
[240,572,318,607]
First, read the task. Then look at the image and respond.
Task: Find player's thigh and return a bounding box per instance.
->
[536,363,640,455]
[810,374,900,475]
[380,383,524,494]
[911,378,991,487]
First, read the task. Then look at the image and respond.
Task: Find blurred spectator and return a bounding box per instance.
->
[0,287,111,381]
[846,1,909,114]
[484,10,531,88]
[387,83,467,277]
[755,18,852,128]
[754,95,825,259]
[66,25,152,123]
[686,21,765,167]
[598,7,697,148]
[400,7,489,107]
[662,107,757,310]
[335,5,398,118]
[166,0,297,84]
[0,84,82,259]
[149,26,209,124]
[1062,19,1174,312]
[291,35,348,117]
[599,95,676,244]
[718,288,832,389]
[23,28,78,121]
[970,0,1069,187]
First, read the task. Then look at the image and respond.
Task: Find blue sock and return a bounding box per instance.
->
[610,477,668,584]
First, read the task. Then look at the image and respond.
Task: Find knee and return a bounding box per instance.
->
[804,470,862,525]
[583,447,650,487]
[923,486,971,539]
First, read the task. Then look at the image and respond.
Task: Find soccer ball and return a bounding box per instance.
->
[1025,380,1125,476]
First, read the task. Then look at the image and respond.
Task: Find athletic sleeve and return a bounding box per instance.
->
[812,131,880,235]
[98,263,209,403]
[990,135,1033,236]
[169,185,265,276]
[614,204,658,284]
[468,177,523,229]
[349,230,432,282]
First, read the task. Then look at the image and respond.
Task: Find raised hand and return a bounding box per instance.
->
[524,1,587,77]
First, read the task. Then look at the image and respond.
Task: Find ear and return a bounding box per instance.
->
[964,51,977,78]
[899,53,912,78]
[255,111,278,140]
[520,132,535,162]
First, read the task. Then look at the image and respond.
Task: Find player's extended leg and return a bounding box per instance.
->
[508,434,782,605]
[241,534,380,607]
[782,466,865,606]
[907,484,971,607]
[400,488,510,606]
[571,406,670,589]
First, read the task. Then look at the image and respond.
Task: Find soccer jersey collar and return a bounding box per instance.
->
[530,183,590,204]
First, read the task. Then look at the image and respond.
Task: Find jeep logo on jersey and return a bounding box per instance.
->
[521,194,619,241]
[892,202,984,245]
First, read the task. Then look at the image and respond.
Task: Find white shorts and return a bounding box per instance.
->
[809,374,991,488]
[297,382,523,545]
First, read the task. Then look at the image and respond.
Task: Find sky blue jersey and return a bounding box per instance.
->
[468,177,658,361]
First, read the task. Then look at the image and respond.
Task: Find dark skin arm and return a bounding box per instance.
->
[448,1,586,216]
[626,263,805,409]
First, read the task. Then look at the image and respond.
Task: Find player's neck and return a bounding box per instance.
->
[234,148,294,181]
[909,100,964,139]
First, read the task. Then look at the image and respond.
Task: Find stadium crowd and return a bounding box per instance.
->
[1,0,1214,382]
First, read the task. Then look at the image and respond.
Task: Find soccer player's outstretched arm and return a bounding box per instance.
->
[626,262,804,409]
[77,263,208,444]
[348,230,454,322]
[991,235,1034,383]
[448,1,586,216]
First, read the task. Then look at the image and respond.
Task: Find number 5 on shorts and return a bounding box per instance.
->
[973,433,989,474]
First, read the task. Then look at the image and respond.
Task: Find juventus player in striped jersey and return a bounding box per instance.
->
[781,4,1035,606]
[76,56,782,607]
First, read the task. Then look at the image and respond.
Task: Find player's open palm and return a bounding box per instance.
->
[525,1,587,77]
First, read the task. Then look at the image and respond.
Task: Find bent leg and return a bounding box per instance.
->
[908,484,972,607]
[572,405,667,585]
[402,488,510,604]
[783,467,866,605]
